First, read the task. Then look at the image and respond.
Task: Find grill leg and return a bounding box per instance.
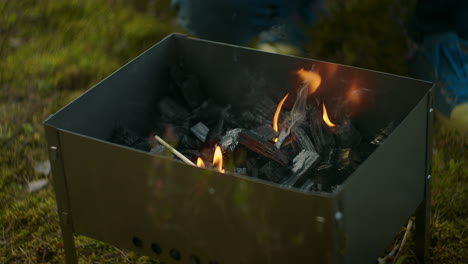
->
[59,212,78,264]
[415,90,433,263]
[414,184,431,263]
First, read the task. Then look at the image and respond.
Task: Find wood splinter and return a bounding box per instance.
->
[154,135,196,166]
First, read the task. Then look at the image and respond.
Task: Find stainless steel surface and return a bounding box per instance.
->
[44,34,433,263]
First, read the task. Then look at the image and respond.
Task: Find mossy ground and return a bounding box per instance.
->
[0,0,466,263]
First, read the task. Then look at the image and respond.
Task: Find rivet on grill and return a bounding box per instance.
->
[170,248,181,260]
[429,108,434,113]
[50,146,58,161]
[208,187,215,195]
[427,174,432,180]
[151,242,161,254]
[190,255,200,264]
[132,237,143,248]
[335,211,343,222]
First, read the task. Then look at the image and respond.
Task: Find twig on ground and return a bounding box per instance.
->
[393,219,414,264]
[113,246,132,263]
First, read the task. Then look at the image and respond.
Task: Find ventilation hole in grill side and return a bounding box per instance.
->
[170,248,181,260]
[190,255,200,264]
[208,261,219,264]
[151,242,162,254]
[132,237,143,248]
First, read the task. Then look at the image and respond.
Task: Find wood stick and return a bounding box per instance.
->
[154,136,196,166]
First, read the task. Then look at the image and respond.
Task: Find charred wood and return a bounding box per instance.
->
[190,122,210,142]
[237,129,289,166]
[282,150,320,187]
[292,126,316,152]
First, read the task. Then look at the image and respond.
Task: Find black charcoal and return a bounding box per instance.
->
[109,127,151,151]
[332,122,361,148]
[235,168,247,175]
[240,110,270,127]
[300,178,315,191]
[245,158,259,178]
[250,96,277,121]
[150,144,165,155]
[259,162,287,183]
[157,97,189,122]
[251,124,278,141]
[293,126,316,152]
[180,134,200,149]
[336,148,351,170]
[220,128,242,152]
[190,122,210,142]
[170,65,205,109]
[208,105,232,141]
[308,110,336,153]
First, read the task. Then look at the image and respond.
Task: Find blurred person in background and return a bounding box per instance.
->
[172,0,467,138]
[171,0,325,55]
[409,0,468,137]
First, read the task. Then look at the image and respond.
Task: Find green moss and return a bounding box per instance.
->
[0,0,181,263]
[0,0,466,263]
[305,0,417,75]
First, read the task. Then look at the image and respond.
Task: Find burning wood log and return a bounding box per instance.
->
[237,130,289,166]
[220,128,289,166]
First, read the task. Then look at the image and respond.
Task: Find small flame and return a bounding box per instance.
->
[322,104,336,127]
[296,68,322,94]
[197,157,205,168]
[273,94,289,142]
[213,146,224,173]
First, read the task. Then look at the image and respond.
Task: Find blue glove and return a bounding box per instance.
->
[172,0,314,45]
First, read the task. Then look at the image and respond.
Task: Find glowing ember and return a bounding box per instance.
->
[296,68,322,94]
[273,94,289,142]
[197,157,206,168]
[213,146,224,173]
[322,104,336,127]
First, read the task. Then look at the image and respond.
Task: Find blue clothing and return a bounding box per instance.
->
[171,0,323,46]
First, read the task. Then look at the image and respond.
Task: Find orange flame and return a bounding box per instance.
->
[213,146,224,173]
[197,157,205,168]
[273,94,289,142]
[322,104,336,127]
[296,68,322,94]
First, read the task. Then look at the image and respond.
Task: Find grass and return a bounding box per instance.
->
[0,0,466,263]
